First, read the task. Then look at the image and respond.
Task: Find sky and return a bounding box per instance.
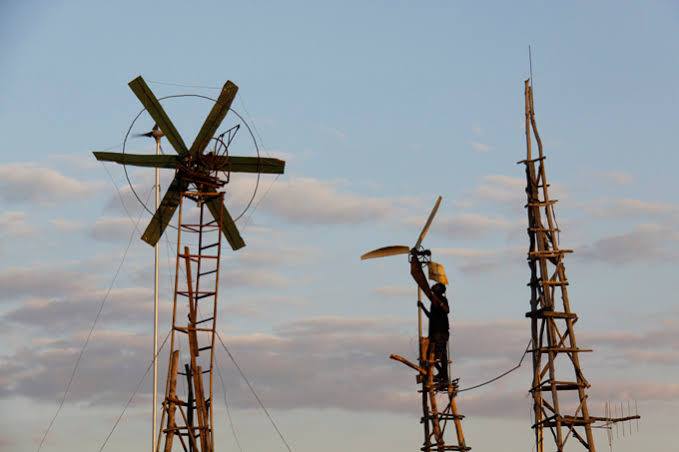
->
[1,1,678,451]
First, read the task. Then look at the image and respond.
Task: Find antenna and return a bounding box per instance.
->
[528,45,534,84]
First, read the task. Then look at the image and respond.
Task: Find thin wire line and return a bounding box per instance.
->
[36,186,153,452]
[101,162,143,234]
[147,80,222,90]
[98,329,171,452]
[458,339,531,392]
[241,174,280,230]
[215,354,244,452]
[216,331,293,452]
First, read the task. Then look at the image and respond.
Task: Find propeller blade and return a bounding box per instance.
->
[128,76,189,155]
[205,198,245,251]
[360,245,410,260]
[205,155,286,174]
[93,152,180,169]
[141,176,189,246]
[190,81,238,157]
[414,195,442,249]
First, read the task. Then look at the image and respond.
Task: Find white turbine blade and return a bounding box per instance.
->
[360,245,410,260]
[414,195,442,249]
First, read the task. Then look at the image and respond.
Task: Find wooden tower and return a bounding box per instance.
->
[391,252,470,452]
[362,198,470,452]
[521,79,638,451]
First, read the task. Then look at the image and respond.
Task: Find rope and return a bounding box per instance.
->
[215,354,244,452]
[98,329,171,451]
[36,183,153,452]
[458,339,531,392]
[216,332,293,452]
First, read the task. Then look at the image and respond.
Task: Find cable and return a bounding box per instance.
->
[36,185,153,452]
[101,162,143,235]
[458,339,531,392]
[148,80,221,90]
[98,329,171,451]
[216,332,293,452]
[215,354,244,452]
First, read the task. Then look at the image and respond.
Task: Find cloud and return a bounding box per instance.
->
[250,177,398,225]
[435,247,523,274]
[89,217,136,242]
[0,211,34,237]
[585,198,679,220]
[582,316,679,366]
[470,141,492,153]
[0,265,98,300]
[0,316,531,416]
[219,268,290,288]
[473,175,525,205]
[3,287,163,332]
[433,213,515,239]
[50,218,85,232]
[0,163,101,204]
[372,285,414,298]
[598,171,634,186]
[577,224,679,264]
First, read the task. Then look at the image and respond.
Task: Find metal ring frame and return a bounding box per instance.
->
[121,94,261,230]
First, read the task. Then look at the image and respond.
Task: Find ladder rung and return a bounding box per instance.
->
[527,279,569,286]
[528,227,560,233]
[525,199,558,208]
[528,249,573,257]
[195,316,214,325]
[530,347,592,353]
[198,345,213,352]
[525,310,578,320]
[199,269,218,277]
[200,242,219,251]
[531,381,587,392]
[196,292,216,300]
[517,156,546,164]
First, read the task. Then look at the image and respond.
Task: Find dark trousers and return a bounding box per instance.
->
[428,334,449,382]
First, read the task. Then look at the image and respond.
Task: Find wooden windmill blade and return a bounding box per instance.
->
[128,76,189,155]
[360,245,410,260]
[141,176,189,245]
[189,81,238,157]
[207,155,286,174]
[92,152,180,168]
[415,195,442,249]
[205,198,245,250]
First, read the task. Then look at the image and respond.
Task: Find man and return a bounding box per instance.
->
[410,254,450,385]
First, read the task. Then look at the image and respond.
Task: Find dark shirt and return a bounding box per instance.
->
[428,294,450,341]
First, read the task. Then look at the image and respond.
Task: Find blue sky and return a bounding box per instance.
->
[1,1,678,451]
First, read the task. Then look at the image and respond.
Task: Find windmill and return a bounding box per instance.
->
[361,196,470,452]
[93,76,285,452]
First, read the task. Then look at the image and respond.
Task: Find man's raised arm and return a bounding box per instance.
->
[410,254,449,313]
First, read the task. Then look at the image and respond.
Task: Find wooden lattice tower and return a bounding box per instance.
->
[93,76,285,452]
[522,77,596,451]
[520,78,644,451]
[392,255,470,452]
[160,192,224,451]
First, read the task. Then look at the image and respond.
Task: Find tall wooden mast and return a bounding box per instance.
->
[521,79,639,451]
